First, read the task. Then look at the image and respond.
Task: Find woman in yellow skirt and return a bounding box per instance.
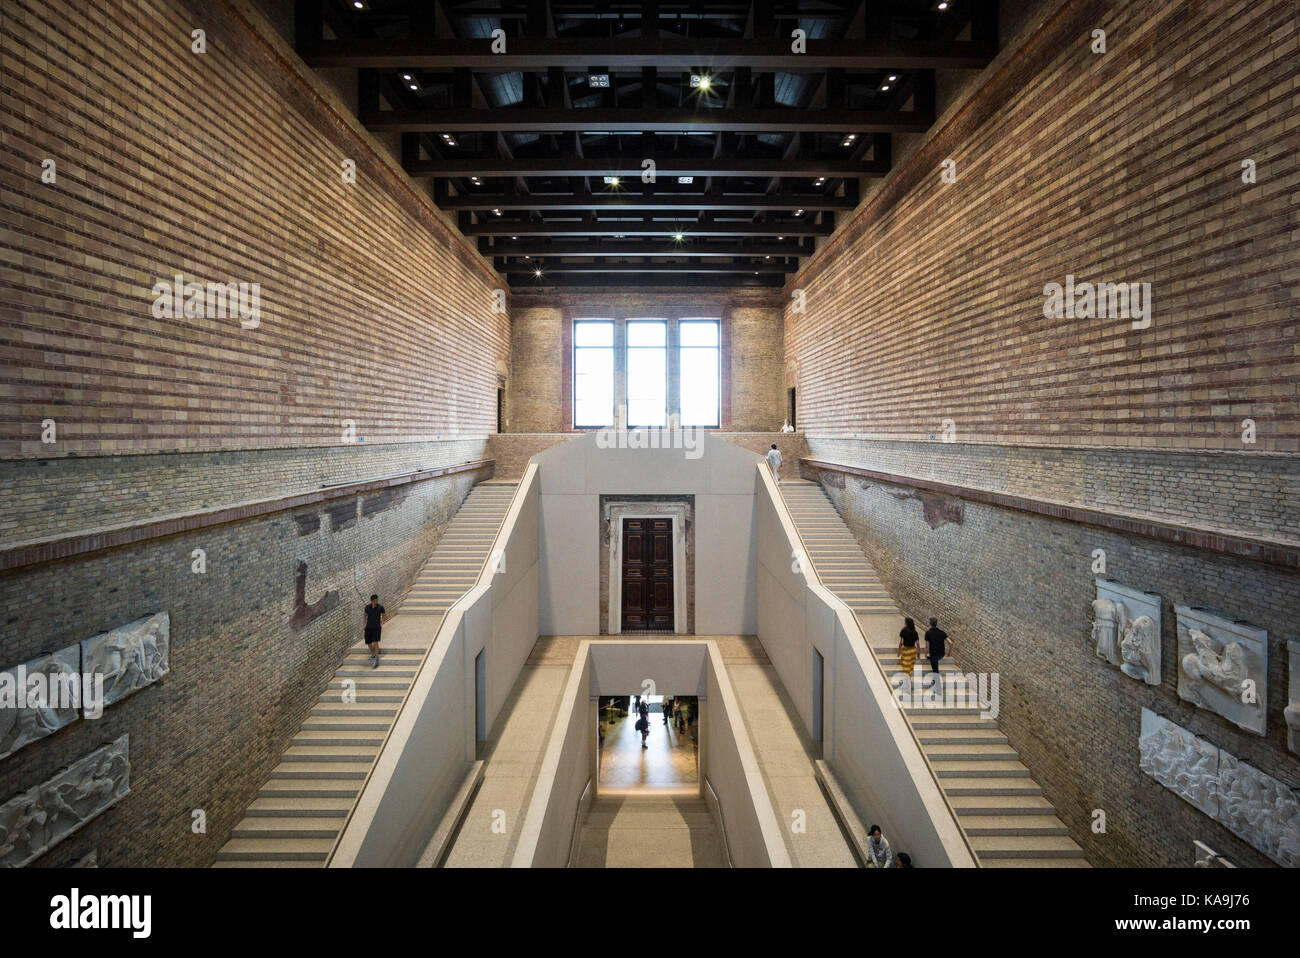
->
[898,617,920,676]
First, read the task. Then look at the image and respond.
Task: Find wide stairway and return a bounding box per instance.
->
[213,480,518,866]
[572,796,727,867]
[779,479,1088,867]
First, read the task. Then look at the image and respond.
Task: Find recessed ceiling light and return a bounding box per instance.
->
[690,74,712,90]
[408,83,418,91]
[937,1,948,8]
[888,74,898,82]
[588,74,610,88]
[492,208,501,215]
[881,84,891,91]
[511,236,517,240]
[795,209,804,216]
[534,268,542,277]
[673,231,684,241]
[603,175,621,186]
[352,0,364,8]
[400,73,412,82]
[778,236,784,240]
[470,176,481,185]
[677,176,694,184]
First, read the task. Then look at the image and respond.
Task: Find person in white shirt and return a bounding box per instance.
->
[765,443,783,480]
[866,824,894,868]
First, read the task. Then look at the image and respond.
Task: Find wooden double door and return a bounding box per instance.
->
[620,517,674,631]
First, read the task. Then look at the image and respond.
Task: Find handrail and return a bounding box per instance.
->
[563,778,592,867]
[758,465,979,867]
[324,463,538,866]
[704,779,735,869]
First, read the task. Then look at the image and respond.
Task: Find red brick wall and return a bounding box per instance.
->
[0,0,508,459]
[785,0,1298,453]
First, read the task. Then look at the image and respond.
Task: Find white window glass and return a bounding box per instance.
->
[626,320,667,426]
[573,320,614,426]
[679,320,719,426]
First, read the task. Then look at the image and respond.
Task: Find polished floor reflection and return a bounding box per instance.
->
[598,698,698,795]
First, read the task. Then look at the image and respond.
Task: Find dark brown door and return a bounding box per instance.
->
[621,517,674,631]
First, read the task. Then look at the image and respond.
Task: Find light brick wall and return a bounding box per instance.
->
[0,0,509,461]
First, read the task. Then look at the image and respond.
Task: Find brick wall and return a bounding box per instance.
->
[0,0,510,866]
[0,0,509,460]
[509,289,785,433]
[789,0,1300,867]
[1,467,481,867]
[786,0,1298,453]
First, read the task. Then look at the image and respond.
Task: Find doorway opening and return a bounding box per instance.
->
[787,386,797,429]
[597,694,699,795]
[496,387,505,433]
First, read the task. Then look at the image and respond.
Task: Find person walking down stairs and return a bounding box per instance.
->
[898,617,920,681]
[362,595,385,669]
[924,618,949,675]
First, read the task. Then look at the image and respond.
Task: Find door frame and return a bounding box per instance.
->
[606,506,688,635]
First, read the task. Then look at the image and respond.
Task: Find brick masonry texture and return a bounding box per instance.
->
[0,467,481,867]
[785,0,1298,454]
[789,0,1300,867]
[0,439,488,544]
[509,289,785,433]
[0,0,509,459]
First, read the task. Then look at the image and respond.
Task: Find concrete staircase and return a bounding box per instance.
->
[778,479,1088,867]
[402,481,520,614]
[572,796,727,867]
[212,480,517,867]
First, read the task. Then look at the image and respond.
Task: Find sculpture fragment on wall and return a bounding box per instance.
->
[0,734,130,868]
[1138,709,1219,818]
[1094,580,1161,684]
[1175,606,1267,735]
[0,646,81,760]
[1139,709,1299,869]
[81,612,170,709]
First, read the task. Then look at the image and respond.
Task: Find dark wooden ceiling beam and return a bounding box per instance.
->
[301,38,994,71]
[406,156,889,178]
[463,220,831,237]
[363,106,931,134]
[482,239,812,257]
[439,192,854,211]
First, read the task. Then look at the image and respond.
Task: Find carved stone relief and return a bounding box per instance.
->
[1094,580,1161,683]
[0,734,130,868]
[1139,709,1219,818]
[0,646,81,760]
[81,612,170,709]
[1140,709,1299,869]
[1175,606,1267,735]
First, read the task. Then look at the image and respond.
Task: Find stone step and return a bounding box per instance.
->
[326,678,412,690]
[268,762,372,779]
[214,838,333,862]
[309,705,398,717]
[230,817,343,840]
[950,794,1058,815]
[969,835,1086,859]
[292,730,386,747]
[258,780,362,799]
[924,743,1020,761]
[962,815,1070,837]
[333,667,417,678]
[301,715,393,731]
[981,858,1092,868]
[246,796,355,817]
[932,760,1031,778]
[282,743,378,759]
[909,716,999,730]
[937,777,1043,797]
[316,691,405,703]
[917,728,1007,744]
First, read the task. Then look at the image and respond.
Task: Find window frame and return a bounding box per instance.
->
[572,319,616,428]
[677,319,721,428]
[624,319,668,428]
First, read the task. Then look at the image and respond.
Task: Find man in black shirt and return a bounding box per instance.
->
[924,617,948,674]
[363,594,385,668]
